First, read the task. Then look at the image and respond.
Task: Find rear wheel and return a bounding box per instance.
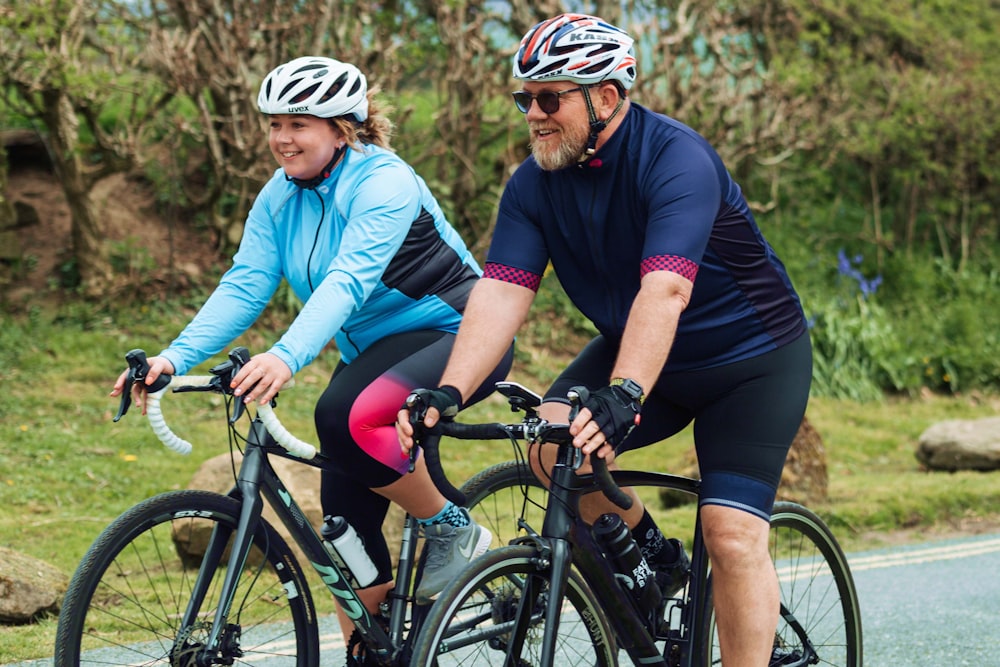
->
[461,460,548,549]
[55,490,319,666]
[699,501,862,666]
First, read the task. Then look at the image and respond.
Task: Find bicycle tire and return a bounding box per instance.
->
[54,489,320,666]
[410,545,617,667]
[698,501,863,667]
[461,460,548,549]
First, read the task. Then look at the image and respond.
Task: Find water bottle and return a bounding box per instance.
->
[592,513,662,626]
[321,516,378,588]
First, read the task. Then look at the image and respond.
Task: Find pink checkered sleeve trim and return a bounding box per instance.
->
[483,262,543,291]
[640,255,698,282]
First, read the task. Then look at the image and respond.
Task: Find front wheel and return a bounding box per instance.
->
[410,545,617,666]
[54,490,319,666]
[699,501,862,667]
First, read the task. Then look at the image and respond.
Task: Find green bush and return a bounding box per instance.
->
[799,248,1000,399]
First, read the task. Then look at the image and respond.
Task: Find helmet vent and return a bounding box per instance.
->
[537,58,570,76]
[588,43,618,56]
[578,62,611,76]
[550,44,582,56]
[295,63,327,75]
[318,72,349,104]
[289,82,321,104]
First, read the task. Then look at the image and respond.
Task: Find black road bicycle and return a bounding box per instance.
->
[408,382,863,667]
[53,348,542,667]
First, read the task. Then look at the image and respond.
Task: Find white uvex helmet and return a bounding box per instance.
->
[257,56,368,121]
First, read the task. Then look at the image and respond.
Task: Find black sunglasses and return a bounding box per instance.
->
[511,87,583,114]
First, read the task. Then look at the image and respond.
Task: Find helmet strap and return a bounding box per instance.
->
[578,86,625,165]
[287,144,347,190]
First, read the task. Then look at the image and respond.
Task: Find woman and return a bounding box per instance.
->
[111,56,512,642]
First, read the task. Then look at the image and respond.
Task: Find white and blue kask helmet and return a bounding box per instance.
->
[513,14,637,90]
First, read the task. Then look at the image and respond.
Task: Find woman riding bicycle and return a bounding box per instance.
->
[110,55,511,644]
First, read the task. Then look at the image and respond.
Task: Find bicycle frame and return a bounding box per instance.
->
[514,440,710,667]
[185,416,404,663]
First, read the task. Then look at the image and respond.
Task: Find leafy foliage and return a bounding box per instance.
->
[2,0,999,394]
[800,246,1000,398]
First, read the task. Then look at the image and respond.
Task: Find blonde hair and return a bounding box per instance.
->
[330,87,394,151]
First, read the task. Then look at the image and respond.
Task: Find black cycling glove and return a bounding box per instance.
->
[405,385,463,422]
[572,384,642,447]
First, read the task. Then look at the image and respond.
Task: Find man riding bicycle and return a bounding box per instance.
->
[398,13,812,666]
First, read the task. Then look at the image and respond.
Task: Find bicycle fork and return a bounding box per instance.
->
[177,422,397,664]
[178,444,270,663]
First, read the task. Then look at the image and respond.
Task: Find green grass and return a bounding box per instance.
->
[2,305,1000,662]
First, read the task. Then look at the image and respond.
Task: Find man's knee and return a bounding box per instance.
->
[700,504,770,570]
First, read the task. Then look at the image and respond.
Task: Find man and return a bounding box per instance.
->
[398,13,812,666]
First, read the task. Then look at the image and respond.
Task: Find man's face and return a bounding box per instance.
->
[518,82,591,171]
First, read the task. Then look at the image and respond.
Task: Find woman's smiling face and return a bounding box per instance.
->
[268,115,343,181]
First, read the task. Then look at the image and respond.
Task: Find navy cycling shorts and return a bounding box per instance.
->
[545,332,812,521]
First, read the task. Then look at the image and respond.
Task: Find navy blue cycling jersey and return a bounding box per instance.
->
[485,102,807,371]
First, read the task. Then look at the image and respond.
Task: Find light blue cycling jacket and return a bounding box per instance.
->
[160,143,480,376]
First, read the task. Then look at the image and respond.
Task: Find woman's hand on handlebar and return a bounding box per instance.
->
[109,356,175,415]
[230,352,292,406]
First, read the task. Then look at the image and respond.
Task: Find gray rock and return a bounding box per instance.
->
[0,547,68,624]
[916,416,1000,471]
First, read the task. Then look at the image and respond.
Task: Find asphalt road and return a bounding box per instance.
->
[850,532,1000,665]
[7,532,1000,666]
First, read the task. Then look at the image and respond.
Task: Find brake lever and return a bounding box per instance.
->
[566,388,586,468]
[114,349,171,422]
[113,374,135,422]
[405,391,426,473]
[567,386,631,510]
[228,347,252,424]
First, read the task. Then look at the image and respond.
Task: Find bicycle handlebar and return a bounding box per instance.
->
[415,421,510,506]
[410,382,633,511]
[115,347,318,459]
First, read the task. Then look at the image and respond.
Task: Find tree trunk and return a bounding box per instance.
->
[41,90,107,289]
[0,142,19,259]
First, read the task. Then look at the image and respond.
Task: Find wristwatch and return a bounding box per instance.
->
[610,377,645,405]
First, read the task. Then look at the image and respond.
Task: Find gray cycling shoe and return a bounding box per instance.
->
[416,510,492,604]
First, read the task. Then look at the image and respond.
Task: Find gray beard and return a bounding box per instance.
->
[530,126,590,171]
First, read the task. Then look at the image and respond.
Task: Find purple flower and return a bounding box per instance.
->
[836,249,881,299]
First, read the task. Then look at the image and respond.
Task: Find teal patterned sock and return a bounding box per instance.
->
[418,501,470,527]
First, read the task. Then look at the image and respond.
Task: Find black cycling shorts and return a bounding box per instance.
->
[545,332,812,521]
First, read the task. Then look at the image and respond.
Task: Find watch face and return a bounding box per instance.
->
[613,378,643,402]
